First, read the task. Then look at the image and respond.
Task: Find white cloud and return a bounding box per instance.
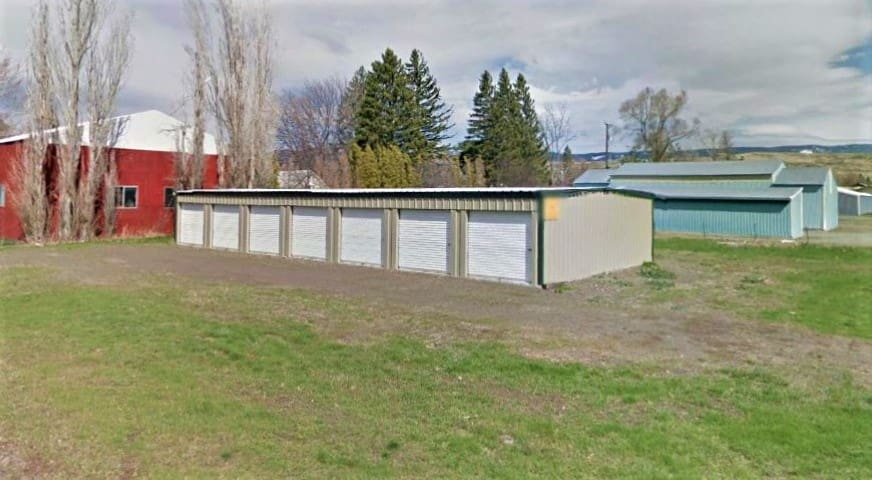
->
[1,0,870,151]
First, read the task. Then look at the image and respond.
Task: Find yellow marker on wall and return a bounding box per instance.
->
[543,197,560,220]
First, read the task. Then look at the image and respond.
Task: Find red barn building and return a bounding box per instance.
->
[0,110,220,241]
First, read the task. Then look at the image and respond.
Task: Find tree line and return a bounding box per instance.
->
[0,0,741,244]
[279,47,552,189]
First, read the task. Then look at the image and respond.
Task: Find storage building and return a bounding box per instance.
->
[573,159,838,238]
[627,186,804,239]
[0,110,220,240]
[175,188,654,287]
[838,187,872,216]
[772,167,838,230]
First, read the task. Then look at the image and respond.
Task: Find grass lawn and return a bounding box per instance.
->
[656,238,872,339]
[1,240,871,478]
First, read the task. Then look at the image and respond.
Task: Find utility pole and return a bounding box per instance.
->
[604,122,612,169]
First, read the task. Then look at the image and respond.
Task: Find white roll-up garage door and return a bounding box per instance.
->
[292,207,328,260]
[179,204,204,246]
[248,206,281,255]
[340,209,383,266]
[212,205,240,250]
[468,211,532,284]
[398,210,450,274]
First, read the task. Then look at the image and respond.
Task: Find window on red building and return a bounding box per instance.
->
[114,186,138,208]
[164,188,176,208]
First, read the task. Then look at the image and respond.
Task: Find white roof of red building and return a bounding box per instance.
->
[0,110,218,155]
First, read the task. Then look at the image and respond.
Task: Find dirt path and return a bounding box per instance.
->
[2,243,869,386]
[807,215,872,247]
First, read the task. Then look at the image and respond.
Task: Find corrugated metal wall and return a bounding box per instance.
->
[178,193,536,212]
[653,198,801,238]
[837,190,872,216]
[862,196,872,215]
[823,172,839,229]
[542,192,652,284]
[789,195,804,238]
[800,186,823,229]
[839,192,860,216]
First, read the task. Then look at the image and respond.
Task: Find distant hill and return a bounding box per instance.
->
[563,143,872,162]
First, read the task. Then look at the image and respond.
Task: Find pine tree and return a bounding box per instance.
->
[354,48,423,159]
[513,73,548,183]
[460,69,549,186]
[487,69,525,185]
[339,66,367,144]
[460,70,495,162]
[406,49,453,160]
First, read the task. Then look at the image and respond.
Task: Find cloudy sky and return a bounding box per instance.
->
[1,0,870,152]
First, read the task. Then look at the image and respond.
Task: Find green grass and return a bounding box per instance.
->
[657,238,872,338]
[639,261,676,289]
[1,266,870,478]
[0,235,172,252]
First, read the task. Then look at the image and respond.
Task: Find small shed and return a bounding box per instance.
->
[773,167,838,230]
[175,188,654,287]
[838,187,872,216]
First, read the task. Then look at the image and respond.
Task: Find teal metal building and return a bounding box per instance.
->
[643,187,803,239]
[574,159,836,239]
[772,167,838,230]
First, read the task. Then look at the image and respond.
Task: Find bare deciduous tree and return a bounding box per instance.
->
[619,87,699,162]
[11,1,53,243]
[77,5,132,239]
[189,0,277,188]
[0,51,21,136]
[541,103,577,184]
[277,77,355,187]
[175,0,211,190]
[53,0,102,240]
[13,0,132,243]
[699,128,735,162]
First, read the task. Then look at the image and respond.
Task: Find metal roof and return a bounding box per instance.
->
[838,187,872,197]
[610,185,802,202]
[609,159,784,178]
[178,187,602,196]
[0,110,219,155]
[773,167,829,185]
[572,169,613,185]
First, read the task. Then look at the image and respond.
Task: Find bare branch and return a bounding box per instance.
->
[541,103,577,183]
[16,0,132,242]
[199,0,277,188]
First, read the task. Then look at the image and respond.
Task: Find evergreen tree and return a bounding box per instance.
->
[513,73,548,182]
[339,66,367,143]
[460,70,495,161]
[379,144,419,187]
[349,143,419,188]
[486,69,523,184]
[405,49,453,159]
[354,48,423,159]
[461,69,549,186]
[350,144,380,188]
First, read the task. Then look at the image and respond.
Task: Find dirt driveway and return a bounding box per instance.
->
[807,215,872,247]
[1,242,869,386]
